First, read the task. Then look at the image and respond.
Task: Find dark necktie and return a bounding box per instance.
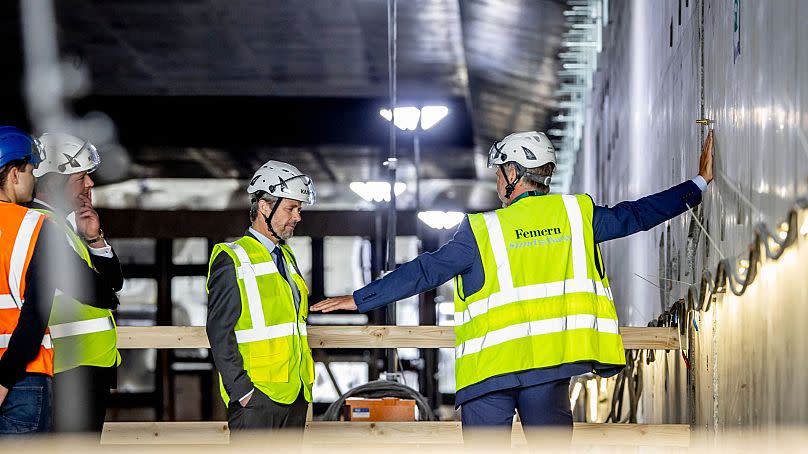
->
[272,247,300,310]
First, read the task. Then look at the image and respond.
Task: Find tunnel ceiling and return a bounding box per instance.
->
[0,0,566,210]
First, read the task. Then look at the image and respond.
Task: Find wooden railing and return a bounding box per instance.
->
[116,325,680,350]
[100,421,691,447]
[103,325,685,447]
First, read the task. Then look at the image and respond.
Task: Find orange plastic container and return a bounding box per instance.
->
[343,397,417,422]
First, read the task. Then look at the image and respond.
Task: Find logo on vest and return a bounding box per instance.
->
[509,226,571,249]
[514,227,561,239]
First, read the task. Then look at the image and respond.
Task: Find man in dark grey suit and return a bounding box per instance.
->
[207,160,316,432]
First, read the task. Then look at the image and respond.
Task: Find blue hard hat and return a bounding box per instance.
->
[0,126,46,169]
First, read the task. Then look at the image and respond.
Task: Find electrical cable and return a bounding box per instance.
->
[605,350,643,423]
[646,197,808,364]
[321,379,437,422]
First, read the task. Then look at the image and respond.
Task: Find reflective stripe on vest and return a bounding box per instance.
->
[455,279,613,326]
[49,316,115,339]
[7,210,43,308]
[229,242,274,330]
[235,322,308,344]
[0,295,20,309]
[0,333,53,349]
[456,314,619,359]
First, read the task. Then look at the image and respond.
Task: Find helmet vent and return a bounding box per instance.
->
[522,146,537,160]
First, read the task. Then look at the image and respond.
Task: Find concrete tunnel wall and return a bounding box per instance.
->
[571,0,808,429]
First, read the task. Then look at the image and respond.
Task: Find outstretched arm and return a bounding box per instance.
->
[593,129,713,243]
[312,217,479,313]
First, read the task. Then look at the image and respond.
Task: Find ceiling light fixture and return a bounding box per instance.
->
[349,181,406,203]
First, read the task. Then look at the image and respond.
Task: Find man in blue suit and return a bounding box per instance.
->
[312,129,714,442]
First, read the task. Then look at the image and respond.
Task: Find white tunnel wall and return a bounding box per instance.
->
[572,0,808,428]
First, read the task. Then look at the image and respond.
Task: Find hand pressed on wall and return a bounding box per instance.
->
[698,129,714,184]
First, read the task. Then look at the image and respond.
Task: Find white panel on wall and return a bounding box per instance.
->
[571,0,808,429]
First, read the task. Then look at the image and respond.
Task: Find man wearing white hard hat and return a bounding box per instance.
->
[313,130,715,444]
[30,132,123,433]
[206,160,316,432]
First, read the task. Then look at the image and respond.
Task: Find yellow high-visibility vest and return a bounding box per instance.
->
[37,208,120,374]
[208,236,314,404]
[454,194,626,391]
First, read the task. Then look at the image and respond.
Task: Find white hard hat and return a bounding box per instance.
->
[487,131,556,169]
[34,132,100,178]
[247,160,315,205]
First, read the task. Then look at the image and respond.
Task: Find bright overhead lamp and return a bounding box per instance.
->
[379,107,421,131]
[417,211,464,230]
[420,105,449,130]
[379,105,449,131]
[349,181,406,203]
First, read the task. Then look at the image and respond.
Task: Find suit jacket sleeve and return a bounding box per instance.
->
[90,249,125,293]
[353,216,478,313]
[206,253,253,403]
[592,179,703,243]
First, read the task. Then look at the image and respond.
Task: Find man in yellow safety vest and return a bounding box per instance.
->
[206,160,316,432]
[313,130,715,444]
[30,132,124,433]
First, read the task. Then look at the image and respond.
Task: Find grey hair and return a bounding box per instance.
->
[505,162,555,194]
[249,192,279,223]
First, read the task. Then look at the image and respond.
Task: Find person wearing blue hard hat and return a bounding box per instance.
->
[0,126,120,435]
[0,126,45,204]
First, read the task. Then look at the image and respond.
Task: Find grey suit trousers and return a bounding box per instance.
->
[227,389,308,432]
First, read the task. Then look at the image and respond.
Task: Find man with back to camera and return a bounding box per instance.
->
[206,160,316,433]
[30,132,124,433]
[0,126,119,435]
[312,129,714,444]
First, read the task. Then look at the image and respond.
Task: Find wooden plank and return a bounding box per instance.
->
[307,325,456,348]
[618,326,680,350]
[567,422,690,447]
[304,421,464,445]
[116,326,680,350]
[101,421,229,445]
[117,326,211,349]
[100,421,690,447]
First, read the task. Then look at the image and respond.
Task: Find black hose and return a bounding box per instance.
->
[321,380,437,421]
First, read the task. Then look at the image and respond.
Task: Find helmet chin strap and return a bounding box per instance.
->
[262,197,286,244]
[499,164,524,199]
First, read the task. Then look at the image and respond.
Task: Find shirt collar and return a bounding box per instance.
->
[33,198,59,213]
[248,227,277,253]
[33,198,79,230]
[510,190,545,206]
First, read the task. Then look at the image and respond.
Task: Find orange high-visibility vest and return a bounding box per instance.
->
[0,202,53,375]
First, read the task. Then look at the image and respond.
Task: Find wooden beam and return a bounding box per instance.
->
[116,326,680,350]
[102,421,229,445]
[118,326,210,349]
[618,327,680,350]
[100,421,690,447]
[308,325,455,348]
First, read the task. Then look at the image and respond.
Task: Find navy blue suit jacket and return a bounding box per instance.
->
[353,179,704,406]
